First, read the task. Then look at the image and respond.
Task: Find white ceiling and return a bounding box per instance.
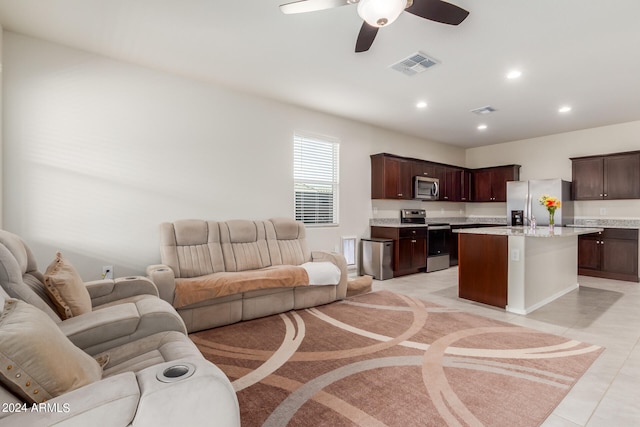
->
[1,0,640,148]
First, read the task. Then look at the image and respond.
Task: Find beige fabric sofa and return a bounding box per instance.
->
[147,218,348,332]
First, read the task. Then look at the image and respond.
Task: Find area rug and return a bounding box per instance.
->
[191,291,603,427]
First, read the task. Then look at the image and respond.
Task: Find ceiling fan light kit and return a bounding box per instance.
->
[279,0,469,53]
[357,0,407,27]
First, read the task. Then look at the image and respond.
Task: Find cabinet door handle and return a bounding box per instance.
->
[599,194,603,197]
[604,193,608,197]
[398,193,403,197]
[411,240,417,243]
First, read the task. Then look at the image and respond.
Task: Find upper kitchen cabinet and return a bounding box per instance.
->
[472,165,521,202]
[461,169,472,202]
[411,160,436,178]
[571,151,640,200]
[371,154,413,199]
[438,166,468,202]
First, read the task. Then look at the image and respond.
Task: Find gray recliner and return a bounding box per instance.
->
[0,230,187,355]
[0,286,240,427]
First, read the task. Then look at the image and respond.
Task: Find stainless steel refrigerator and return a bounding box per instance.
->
[506,179,574,226]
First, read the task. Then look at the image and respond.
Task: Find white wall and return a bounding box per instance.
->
[2,32,465,279]
[465,121,640,218]
[0,25,3,228]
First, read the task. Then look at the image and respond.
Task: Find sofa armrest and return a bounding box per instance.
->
[59,303,141,350]
[0,372,140,427]
[146,264,177,304]
[59,299,187,355]
[311,251,348,299]
[133,359,240,427]
[85,276,159,307]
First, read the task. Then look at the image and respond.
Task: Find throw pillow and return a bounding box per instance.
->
[43,251,92,319]
[0,296,102,403]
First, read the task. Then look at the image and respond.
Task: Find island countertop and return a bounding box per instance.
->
[454,226,603,238]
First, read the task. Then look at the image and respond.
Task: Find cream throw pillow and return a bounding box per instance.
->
[0,296,102,403]
[43,251,92,319]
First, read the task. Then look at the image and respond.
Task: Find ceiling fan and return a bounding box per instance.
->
[279,0,469,53]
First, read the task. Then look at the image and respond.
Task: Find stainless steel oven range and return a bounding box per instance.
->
[400,209,451,272]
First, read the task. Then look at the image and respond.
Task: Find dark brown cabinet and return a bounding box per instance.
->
[571,151,640,200]
[371,226,427,277]
[578,228,639,282]
[411,160,436,179]
[472,165,521,202]
[460,169,472,202]
[371,154,413,199]
[439,167,464,202]
[458,233,508,308]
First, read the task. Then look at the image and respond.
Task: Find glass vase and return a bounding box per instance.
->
[549,211,555,231]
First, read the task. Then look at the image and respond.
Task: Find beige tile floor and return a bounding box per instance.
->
[372,267,640,426]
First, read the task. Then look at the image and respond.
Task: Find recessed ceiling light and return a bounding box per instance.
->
[506,70,522,79]
[477,124,488,130]
[416,101,428,109]
[558,106,572,113]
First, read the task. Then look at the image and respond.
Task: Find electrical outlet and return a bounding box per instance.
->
[600,208,607,215]
[102,265,113,280]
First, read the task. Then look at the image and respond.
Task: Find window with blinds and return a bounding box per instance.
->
[293,133,339,226]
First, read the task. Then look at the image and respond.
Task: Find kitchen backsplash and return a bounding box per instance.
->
[574,217,640,228]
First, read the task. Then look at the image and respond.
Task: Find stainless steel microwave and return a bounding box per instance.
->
[414,176,439,200]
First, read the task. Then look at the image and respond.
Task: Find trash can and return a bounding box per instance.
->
[360,238,393,280]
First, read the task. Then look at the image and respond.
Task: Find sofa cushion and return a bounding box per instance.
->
[0,296,102,403]
[266,218,311,266]
[43,252,92,319]
[159,220,224,278]
[219,220,271,272]
[173,265,310,308]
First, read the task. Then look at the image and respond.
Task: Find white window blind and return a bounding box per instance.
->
[293,133,339,226]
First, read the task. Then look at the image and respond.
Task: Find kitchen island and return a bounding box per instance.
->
[456,226,602,314]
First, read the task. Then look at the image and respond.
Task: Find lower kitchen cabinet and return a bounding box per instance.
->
[371,226,426,277]
[578,228,639,282]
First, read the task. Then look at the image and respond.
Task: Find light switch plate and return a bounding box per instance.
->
[510,249,520,261]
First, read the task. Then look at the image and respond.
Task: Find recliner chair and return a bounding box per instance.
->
[0,230,186,355]
[0,287,240,426]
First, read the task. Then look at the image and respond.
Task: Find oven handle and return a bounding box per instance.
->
[427,225,451,231]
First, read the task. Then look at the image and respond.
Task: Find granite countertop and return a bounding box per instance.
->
[370,217,506,228]
[454,226,603,238]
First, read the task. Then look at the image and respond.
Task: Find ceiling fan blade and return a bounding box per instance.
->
[405,0,469,25]
[280,0,354,14]
[355,21,379,53]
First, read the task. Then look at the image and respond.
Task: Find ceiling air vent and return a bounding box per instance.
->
[471,106,497,115]
[390,52,439,77]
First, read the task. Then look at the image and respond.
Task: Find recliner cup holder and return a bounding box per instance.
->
[156,362,196,383]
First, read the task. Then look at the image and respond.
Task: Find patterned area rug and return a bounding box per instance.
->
[191,291,602,427]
